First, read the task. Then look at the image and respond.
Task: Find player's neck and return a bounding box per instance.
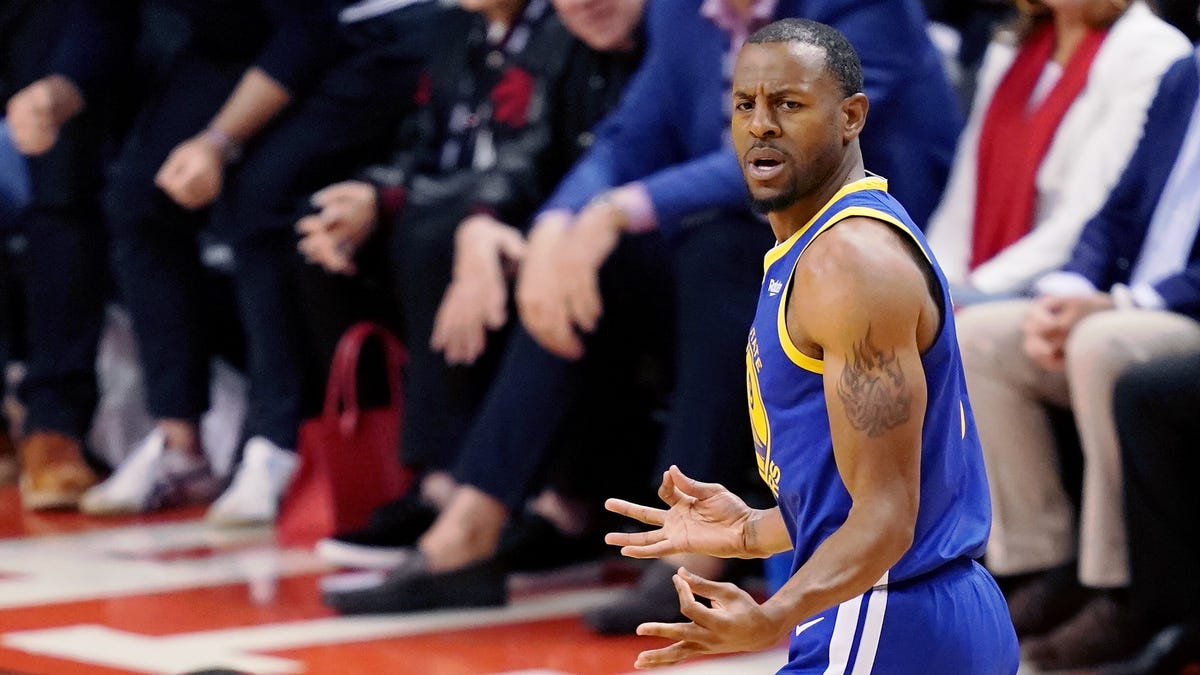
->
[768,152,865,242]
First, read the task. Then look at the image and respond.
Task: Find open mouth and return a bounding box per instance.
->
[746,147,787,181]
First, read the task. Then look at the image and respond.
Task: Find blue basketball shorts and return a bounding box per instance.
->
[780,559,1019,674]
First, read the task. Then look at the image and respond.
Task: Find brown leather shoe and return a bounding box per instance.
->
[1023,593,1150,671]
[0,427,16,484]
[1005,564,1090,637]
[18,431,99,510]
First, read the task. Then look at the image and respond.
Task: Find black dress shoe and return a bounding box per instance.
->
[582,561,688,635]
[315,496,439,569]
[499,513,603,572]
[323,552,508,614]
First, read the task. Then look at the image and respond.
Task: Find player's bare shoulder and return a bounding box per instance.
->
[790,216,940,353]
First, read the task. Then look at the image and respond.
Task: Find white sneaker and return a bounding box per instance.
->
[206,436,298,527]
[80,429,220,515]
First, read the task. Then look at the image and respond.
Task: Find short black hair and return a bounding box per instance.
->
[747,18,863,98]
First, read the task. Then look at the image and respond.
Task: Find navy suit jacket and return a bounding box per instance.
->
[542,0,962,232]
[1061,53,1200,321]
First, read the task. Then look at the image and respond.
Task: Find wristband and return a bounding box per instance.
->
[200,127,243,164]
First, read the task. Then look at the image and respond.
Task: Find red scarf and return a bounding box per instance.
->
[970,24,1107,270]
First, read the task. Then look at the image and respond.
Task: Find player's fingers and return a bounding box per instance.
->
[677,568,741,603]
[635,621,702,643]
[673,570,719,624]
[634,641,699,670]
[604,498,666,526]
[667,465,725,499]
[619,539,679,559]
[604,529,666,548]
[657,470,681,506]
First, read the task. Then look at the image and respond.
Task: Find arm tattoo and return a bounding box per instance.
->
[836,324,912,437]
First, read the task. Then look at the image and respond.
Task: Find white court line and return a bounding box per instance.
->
[3,589,617,674]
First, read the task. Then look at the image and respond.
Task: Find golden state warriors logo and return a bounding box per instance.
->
[747,328,780,495]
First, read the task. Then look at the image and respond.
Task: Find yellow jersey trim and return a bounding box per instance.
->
[775,256,824,374]
[762,176,889,274]
[773,202,930,374]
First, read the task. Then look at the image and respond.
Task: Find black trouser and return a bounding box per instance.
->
[455,214,771,511]
[1115,350,1200,629]
[2,1,112,442]
[108,42,418,449]
[105,56,239,428]
[220,48,420,447]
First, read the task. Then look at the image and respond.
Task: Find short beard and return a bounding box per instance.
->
[748,187,801,215]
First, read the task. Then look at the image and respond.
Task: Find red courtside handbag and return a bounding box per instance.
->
[276,322,413,548]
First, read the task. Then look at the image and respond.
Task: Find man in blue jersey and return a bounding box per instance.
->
[603,19,1018,673]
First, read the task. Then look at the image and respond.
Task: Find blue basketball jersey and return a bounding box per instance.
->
[745,175,991,586]
[746,176,1015,674]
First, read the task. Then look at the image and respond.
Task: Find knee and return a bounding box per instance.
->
[954,301,1026,372]
[1063,312,1132,378]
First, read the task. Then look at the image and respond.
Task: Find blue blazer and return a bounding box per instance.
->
[1062,54,1200,321]
[541,0,962,232]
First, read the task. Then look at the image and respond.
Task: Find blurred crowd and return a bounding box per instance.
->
[1,0,1199,671]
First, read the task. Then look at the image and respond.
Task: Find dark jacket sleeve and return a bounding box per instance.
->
[254,0,340,94]
[50,0,139,102]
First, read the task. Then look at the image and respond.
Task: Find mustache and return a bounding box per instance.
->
[743,141,792,161]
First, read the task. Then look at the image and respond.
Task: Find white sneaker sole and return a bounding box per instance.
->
[314,538,414,570]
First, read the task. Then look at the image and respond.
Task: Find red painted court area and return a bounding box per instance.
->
[0,485,787,675]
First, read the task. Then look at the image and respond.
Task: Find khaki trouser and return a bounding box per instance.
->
[957,301,1200,588]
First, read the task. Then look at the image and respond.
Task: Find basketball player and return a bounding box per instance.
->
[603,19,1018,673]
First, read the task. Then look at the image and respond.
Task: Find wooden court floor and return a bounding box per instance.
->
[0,485,792,675]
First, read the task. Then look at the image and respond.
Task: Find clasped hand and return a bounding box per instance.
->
[516,198,622,360]
[296,181,379,275]
[431,214,527,365]
[1021,293,1115,372]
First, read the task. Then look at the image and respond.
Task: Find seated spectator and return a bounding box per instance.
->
[320,0,965,622]
[924,0,1015,108]
[1157,0,1200,39]
[2,0,126,509]
[1113,350,1200,673]
[298,0,649,572]
[956,44,1200,670]
[80,0,427,524]
[926,0,1188,300]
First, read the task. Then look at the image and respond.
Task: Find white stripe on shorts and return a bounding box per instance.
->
[822,593,862,675]
[850,571,889,675]
[821,569,891,675]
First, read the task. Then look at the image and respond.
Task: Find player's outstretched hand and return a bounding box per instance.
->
[604,465,755,559]
[631,567,787,669]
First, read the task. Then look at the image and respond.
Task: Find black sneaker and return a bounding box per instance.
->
[315,496,439,570]
[498,513,604,572]
[582,561,688,635]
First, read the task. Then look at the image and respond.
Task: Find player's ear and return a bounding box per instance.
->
[841,92,868,143]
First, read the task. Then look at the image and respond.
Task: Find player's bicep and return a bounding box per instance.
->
[822,318,926,535]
